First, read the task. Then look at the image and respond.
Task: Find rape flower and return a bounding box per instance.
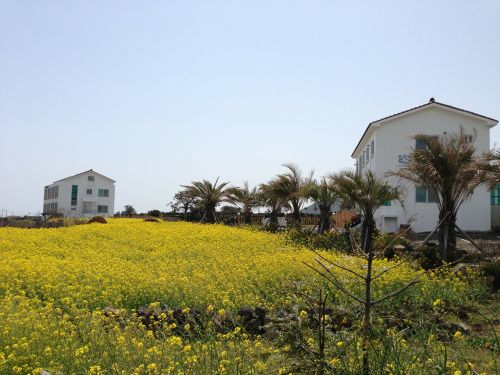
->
[329,358,341,367]
[0,219,488,374]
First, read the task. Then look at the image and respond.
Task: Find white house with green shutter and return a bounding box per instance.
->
[352,99,498,233]
[43,170,115,217]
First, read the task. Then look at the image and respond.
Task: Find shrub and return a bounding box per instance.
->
[286,227,351,252]
[373,232,410,260]
[88,216,107,224]
[147,210,162,217]
[480,260,500,291]
[47,217,88,227]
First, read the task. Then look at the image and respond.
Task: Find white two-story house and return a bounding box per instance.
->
[43,170,115,217]
[352,98,498,233]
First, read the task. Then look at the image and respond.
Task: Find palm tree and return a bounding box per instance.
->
[478,148,500,187]
[331,170,400,253]
[258,181,286,232]
[270,163,313,227]
[181,178,231,223]
[227,182,260,224]
[300,177,338,234]
[391,131,483,261]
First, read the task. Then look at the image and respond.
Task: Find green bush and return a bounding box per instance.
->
[286,227,351,252]
[480,260,500,291]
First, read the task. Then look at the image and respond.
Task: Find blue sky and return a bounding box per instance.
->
[1,1,499,215]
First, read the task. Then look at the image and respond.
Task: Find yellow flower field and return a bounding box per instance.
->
[0,220,490,374]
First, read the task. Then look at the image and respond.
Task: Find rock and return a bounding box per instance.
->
[211,314,234,334]
[237,307,254,322]
[102,307,127,328]
[254,306,267,324]
[276,309,287,318]
[264,327,280,340]
[452,263,479,275]
[449,322,471,334]
[102,306,124,317]
[236,307,268,334]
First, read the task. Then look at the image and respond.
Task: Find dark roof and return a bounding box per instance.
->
[351,100,498,157]
[53,169,116,183]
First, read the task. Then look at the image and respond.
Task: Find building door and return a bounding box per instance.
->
[383,217,398,233]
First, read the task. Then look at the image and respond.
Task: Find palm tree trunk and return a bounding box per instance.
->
[205,205,217,224]
[318,208,331,234]
[269,208,278,232]
[291,200,301,227]
[438,210,457,261]
[244,211,252,225]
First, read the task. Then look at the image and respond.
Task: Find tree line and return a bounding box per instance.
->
[175,130,500,263]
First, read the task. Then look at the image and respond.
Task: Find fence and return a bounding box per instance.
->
[113,211,357,230]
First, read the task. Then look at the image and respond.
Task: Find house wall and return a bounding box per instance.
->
[353,106,492,233]
[43,172,115,217]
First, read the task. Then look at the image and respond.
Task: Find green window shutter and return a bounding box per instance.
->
[427,188,438,203]
[415,186,427,202]
[491,184,500,206]
[71,185,78,206]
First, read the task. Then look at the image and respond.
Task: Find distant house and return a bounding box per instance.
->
[352,98,498,233]
[300,202,340,215]
[43,170,115,217]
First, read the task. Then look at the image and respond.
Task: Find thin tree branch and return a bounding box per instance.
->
[373,224,414,258]
[311,249,365,280]
[372,261,407,280]
[303,261,365,304]
[455,225,485,255]
[372,274,423,306]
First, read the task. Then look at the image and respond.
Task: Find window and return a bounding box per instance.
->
[363,151,366,165]
[415,138,427,150]
[44,185,59,200]
[371,140,374,158]
[83,202,94,213]
[97,205,108,213]
[366,145,370,162]
[383,200,392,206]
[88,176,94,181]
[463,135,473,144]
[86,189,92,195]
[491,184,500,205]
[71,185,78,206]
[416,186,437,203]
[416,136,438,150]
[98,189,109,197]
[43,202,58,213]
